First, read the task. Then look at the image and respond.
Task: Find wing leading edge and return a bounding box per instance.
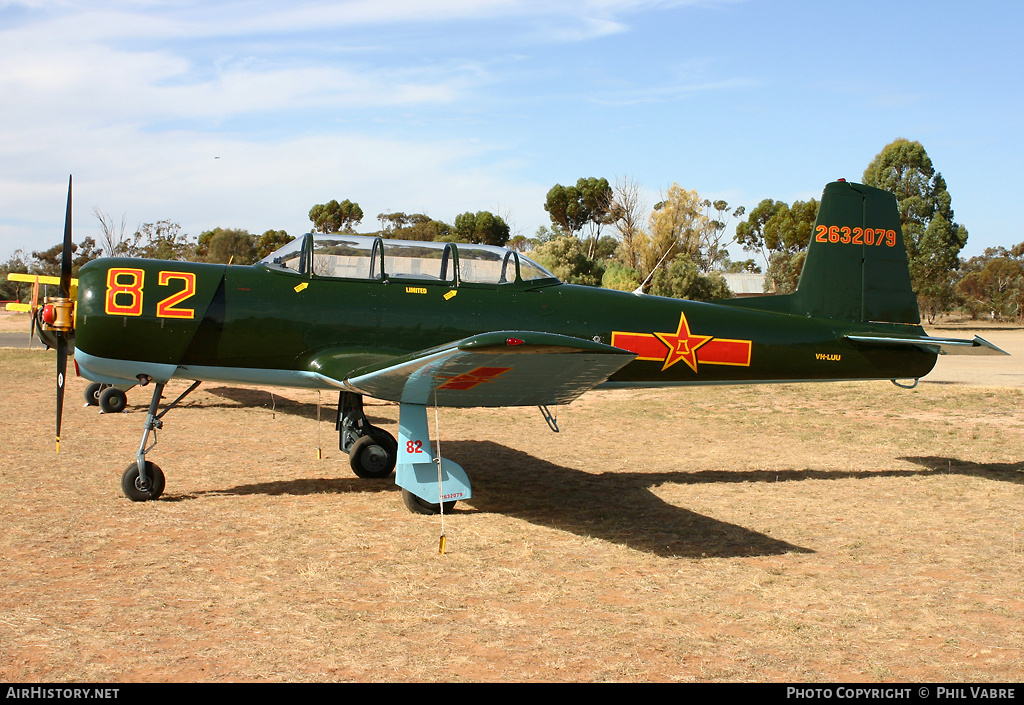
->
[308,331,637,407]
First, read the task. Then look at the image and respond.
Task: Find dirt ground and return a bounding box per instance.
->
[1,311,1022,682]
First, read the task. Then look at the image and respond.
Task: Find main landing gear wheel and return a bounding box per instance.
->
[121,461,165,502]
[84,382,104,406]
[349,432,397,478]
[99,387,128,414]
[401,488,456,516]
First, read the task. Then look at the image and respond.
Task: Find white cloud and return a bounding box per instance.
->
[0,125,549,258]
[0,0,791,262]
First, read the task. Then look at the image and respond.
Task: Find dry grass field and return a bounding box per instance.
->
[1,311,1022,682]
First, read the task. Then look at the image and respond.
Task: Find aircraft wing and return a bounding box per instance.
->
[308,331,637,407]
[846,334,1009,356]
[4,273,80,312]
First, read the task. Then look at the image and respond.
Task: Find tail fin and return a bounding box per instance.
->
[723,180,920,324]
[792,180,919,324]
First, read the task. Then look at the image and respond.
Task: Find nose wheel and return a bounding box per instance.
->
[119,380,201,501]
[121,461,165,501]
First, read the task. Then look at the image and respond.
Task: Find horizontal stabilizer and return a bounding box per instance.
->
[846,334,1009,356]
[312,331,637,407]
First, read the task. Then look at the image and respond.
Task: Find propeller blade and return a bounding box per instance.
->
[56,175,72,453]
[59,176,72,299]
[56,332,67,453]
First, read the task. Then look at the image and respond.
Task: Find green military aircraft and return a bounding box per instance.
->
[39,177,1006,514]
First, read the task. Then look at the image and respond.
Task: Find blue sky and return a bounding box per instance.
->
[1,0,1021,264]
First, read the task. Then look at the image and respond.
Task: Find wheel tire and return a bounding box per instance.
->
[349,433,397,479]
[84,382,103,406]
[121,461,165,502]
[401,488,456,515]
[99,387,128,414]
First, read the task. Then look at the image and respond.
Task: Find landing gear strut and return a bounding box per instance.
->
[336,393,471,513]
[337,392,397,478]
[120,380,201,502]
[394,402,470,515]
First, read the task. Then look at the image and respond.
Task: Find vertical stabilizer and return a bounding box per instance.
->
[791,180,920,324]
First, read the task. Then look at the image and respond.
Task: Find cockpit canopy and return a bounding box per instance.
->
[258,233,559,287]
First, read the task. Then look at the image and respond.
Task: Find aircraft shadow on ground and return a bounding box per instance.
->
[183,438,812,559]
[164,395,1024,558]
[899,456,1024,482]
[446,446,1024,558]
[445,441,813,559]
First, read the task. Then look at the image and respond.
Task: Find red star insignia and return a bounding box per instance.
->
[653,313,713,373]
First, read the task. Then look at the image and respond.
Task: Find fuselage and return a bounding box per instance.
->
[72,236,937,394]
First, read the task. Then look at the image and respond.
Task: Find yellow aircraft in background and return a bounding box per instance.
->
[5,272,127,411]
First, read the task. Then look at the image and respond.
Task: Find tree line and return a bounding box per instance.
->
[0,202,514,302]
[3,138,1018,324]
[525,138,1000,324]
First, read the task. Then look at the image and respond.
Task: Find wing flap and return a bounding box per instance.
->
[309,331,636,406]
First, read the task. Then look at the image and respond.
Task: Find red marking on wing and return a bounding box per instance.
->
[437,366,513,390]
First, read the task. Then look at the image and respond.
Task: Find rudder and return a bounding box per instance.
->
[791,180,919,324]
